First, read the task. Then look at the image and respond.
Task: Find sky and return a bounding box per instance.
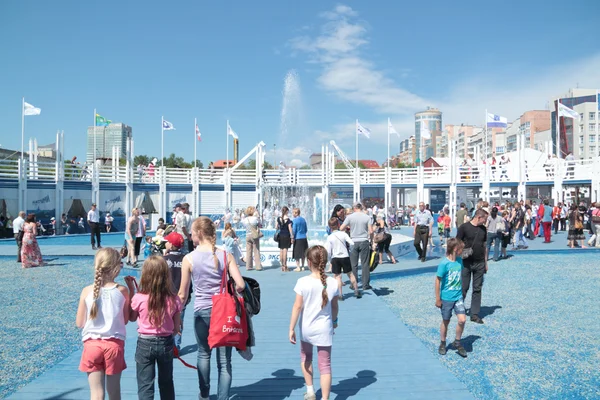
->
[1,0,600,167]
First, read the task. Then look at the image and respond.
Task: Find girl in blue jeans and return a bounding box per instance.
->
[126,255,182,400]
[178,216,246,400]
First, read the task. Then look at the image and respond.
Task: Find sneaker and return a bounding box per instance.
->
[363,285,373,290]
[255,266,263,271]
[355,290,362,299]
[453,342,467,358]
[438,343,447,355]
[470,315,484,324]
[92,246,97,250]
[97,245,102,249]
[295,267,303,272]
[304,393,317,400]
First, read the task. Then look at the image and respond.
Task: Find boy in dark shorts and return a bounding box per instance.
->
[435,238,468,358]
[325,217,361,300]
[161,232,189,350]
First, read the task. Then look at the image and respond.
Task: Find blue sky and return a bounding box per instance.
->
[1,1,599,166]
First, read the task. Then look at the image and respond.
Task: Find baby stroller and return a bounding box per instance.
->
[149,224,176,255]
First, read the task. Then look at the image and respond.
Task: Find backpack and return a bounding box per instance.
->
[592,209,600,224]
[496,217,506,234]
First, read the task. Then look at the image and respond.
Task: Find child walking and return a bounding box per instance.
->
[435,238,468,358]
[125,255,182,400]
[76,248,130,400]
[289,245,339,400]
[325,217,360,300]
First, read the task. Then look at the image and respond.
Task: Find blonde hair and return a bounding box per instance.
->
[192,216,220,270]
[306,245,328,309]
[139,256,175,327]
[245,206,256,217]
[131,207,138,215]
[89,248,122,320]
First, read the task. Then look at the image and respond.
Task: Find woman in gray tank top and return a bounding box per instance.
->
[178,216,245,400]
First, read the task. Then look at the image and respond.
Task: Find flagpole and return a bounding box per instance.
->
[93,108,97,163]
[484,109,488,160]
[226,120,229,171]
[555,100,560,159]
[387,117,390,167]
[355,119,358,168]
[161,116,164,166]
[21,97,25,160]
[194,117,197,169]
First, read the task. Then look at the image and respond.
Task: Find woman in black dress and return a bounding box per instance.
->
[276,206,294,271]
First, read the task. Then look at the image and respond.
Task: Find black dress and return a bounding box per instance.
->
[277,217,292,249]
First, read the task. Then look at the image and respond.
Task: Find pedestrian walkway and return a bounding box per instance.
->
[8,260,473,399]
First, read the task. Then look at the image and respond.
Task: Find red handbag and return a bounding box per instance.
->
[208,252,248,350]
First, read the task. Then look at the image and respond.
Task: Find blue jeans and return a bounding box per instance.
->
[174,305,187,350]
[194,308,232,400]
[135,336,175,400]
[486,232,500,261]
[514,229,528,247]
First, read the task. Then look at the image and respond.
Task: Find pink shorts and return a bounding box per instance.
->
[79,338,127,375]
[300,341,332,375]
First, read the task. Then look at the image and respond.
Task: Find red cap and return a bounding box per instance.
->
[162,232,184,248]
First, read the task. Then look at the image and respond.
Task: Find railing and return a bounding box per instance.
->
[0,159,596,186]
[391,168,418,184]
[296,169,324,186]
[360,169,385,184]
[423,167,451,184]
[98,166,128,183]
[230,169,257,185]
[199,168,225,184]
[0,159,20,178]
[329,169,354,185]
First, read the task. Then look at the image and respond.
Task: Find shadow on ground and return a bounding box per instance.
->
[229,369,304,399]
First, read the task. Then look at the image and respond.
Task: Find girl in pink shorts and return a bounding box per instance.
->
[289,245,340,400]
[76,248,131,400]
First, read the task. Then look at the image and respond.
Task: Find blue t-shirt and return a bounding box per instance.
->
[436,257,464,301]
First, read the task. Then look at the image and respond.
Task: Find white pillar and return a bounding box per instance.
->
[158,166,167,220]
[55,132,64,233]
[416,166,424,204]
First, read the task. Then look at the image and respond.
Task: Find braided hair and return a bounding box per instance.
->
[89,248,121,320]
[191,216,220,271]
[307,245,329,309]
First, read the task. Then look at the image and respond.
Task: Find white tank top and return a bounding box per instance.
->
[82,284,127,341]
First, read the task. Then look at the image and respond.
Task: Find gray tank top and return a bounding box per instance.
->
[189,249,227,311]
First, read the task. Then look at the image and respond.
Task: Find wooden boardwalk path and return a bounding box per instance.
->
[9,257,473,399]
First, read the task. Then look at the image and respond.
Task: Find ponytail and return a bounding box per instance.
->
[307,245,329,309]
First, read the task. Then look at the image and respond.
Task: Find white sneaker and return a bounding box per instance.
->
[304,393,317,400]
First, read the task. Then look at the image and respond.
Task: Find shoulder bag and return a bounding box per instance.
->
[461,228,481,260]
[208,252,248,351]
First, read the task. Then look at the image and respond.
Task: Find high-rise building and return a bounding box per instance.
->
[415,107,442,162]
[551,88,599,159]
[86,123,132,163]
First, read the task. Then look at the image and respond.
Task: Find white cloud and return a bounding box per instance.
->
[271,146,313,167]
[289,5,428,115]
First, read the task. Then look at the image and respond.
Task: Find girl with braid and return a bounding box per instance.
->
[178,216,245,400]
[289,245,339,400]
[76,248,130,400]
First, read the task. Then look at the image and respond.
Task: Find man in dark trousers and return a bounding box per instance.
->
[413,202,433,262]
[457,208,488,324]
[87,203,101,250]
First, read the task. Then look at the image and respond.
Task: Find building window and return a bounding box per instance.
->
[579,136,584,144]
[590,135,596,143]
[589,123,596,131]
[579,146,584,155]
[580,113,584,120]
[590,112,596,121]
[590,146,596,155]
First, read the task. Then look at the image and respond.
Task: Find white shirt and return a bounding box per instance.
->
[136,215,146,237]
[294,275,339,346]
[87,209,99,223]
[82,284,126,341]
[325,230,354,259]
[105,215,113,224]
[13,216,25,234]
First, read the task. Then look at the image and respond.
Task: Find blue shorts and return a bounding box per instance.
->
[441,299,466,321]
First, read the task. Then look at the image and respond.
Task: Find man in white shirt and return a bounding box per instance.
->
[13,211,26,262]
[183,203,194,252]
[87,203,101,250]
[173,203,190,254]
[340,202,374,292]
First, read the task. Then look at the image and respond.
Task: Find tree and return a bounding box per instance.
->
[335,161,366,169]
[299,165,311,170]
[134,155,151,167]
[245,159,273,170]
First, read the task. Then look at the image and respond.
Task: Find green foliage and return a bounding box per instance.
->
[335,161,367,169]
[299,165,311,170]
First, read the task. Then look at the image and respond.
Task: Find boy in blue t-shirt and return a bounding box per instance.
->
[435,238,468,358]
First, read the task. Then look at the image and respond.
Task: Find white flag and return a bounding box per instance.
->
[227,123,238,139]
[420,121,431,139]
[163,120,175,130]
[388,119,400,138]
[23,101,41,116]
[356,121,371,138]
[558,103,579,120]
[486,113,508,128]
[196,124,201,141]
